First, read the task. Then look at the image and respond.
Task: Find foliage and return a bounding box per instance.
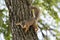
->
[0,0,60,40]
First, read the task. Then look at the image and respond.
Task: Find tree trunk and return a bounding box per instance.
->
[5,0,38,40]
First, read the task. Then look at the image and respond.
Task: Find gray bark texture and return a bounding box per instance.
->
[5,0,38,40]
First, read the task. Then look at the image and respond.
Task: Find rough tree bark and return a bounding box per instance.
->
[5,0,38,40]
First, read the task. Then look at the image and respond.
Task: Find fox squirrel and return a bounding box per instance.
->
[16,6,40,32]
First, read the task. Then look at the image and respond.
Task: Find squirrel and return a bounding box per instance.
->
[16,6,40,32]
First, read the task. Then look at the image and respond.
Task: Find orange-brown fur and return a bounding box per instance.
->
[16,6,40,32]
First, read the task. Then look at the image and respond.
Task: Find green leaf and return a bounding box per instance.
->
[56,32,60,36]
[0,18,4,26]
